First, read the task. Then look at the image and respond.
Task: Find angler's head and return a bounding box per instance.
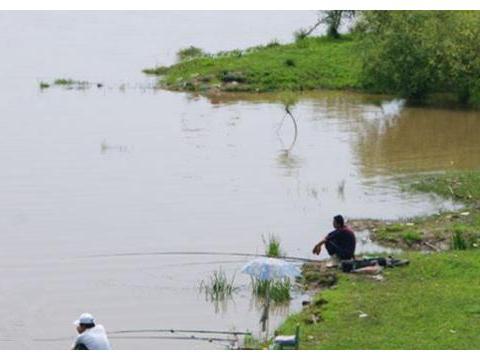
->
[333,215,345,229]
[74,313,96,334]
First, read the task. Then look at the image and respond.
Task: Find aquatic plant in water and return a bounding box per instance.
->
[199,268,238,302]
[263,233,282,257]
[251,278,291,304]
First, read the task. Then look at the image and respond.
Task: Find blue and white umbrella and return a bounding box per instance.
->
[241,257,300,281]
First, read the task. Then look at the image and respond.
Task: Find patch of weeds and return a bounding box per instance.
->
[199,268,238,301]
[39,81,50,89]
[177,46,206,61]
[262,233,282,257]
[266,39,280,48]
[451,224,479,250]
[284,58,296,67]
[53,78,76,86]
[293,28,308,42]
[243,333,263,349]
[143,66,169,76]
[251,278,291,304]
[402,230,422,246]
[220,71,247,83]
[301,263,337,289]
[385,224,404,232]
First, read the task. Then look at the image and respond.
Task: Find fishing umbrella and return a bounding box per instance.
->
[241,257,301,280]
[241,258,300,337]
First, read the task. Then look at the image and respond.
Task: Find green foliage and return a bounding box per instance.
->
[451,224,479,250]
[143,66,169,76]
[199,268,237,301]
[145,35,362,92]
[278,251,480,349]
[401,230,422,246]
[409,170,480,203]
[263,233,282,257]
[176,46,206,61]
[357,11,480,105]
[251,278,291,304]
[39,82,50,89]
[321,10,356,39]
[53,78,76,86]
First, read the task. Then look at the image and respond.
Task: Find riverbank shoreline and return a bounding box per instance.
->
[274,169,480,349]
[144,34,480,110]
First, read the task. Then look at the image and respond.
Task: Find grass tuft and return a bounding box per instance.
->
[251,278,291,304]
[199,268,237,301]
[262,233,282,257]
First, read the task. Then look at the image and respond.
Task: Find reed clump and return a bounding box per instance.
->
[200,268,238,301]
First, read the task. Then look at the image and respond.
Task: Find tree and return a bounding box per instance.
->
[357,11,480,104]
[294,10,356,40]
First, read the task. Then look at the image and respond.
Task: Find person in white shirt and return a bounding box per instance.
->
[72,313,112,350]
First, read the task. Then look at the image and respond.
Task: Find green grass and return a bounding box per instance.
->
[278,251,480,349]
[407,170,480,204]
[263,233,282,257]
[369,170,480,250]
[39,81,50,89]
[277,169,480,348]
[251,278,291,304]
[143,35,362,92]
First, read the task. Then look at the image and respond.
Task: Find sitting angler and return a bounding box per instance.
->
[312,215,356,262]
[72,313,112,350]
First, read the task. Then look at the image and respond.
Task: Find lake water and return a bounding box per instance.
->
[1,11,480,349]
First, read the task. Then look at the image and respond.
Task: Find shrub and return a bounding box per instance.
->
[177,46,205,61]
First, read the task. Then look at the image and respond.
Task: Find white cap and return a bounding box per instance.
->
[74,313,95,326]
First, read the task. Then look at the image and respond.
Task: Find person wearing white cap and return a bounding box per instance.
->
[72,313,112,350]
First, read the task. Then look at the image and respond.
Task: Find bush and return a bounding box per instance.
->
[357,11,480,103]
[176,46,205,61]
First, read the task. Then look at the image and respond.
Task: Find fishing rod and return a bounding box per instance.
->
[34,328,251,342]
[80,250,321,263]
[109,329,251,336]
[109,335,236,343]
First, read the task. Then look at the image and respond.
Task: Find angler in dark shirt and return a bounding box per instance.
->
[312,215,356,260]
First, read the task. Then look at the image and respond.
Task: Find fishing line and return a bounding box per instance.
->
[78,250,320,263]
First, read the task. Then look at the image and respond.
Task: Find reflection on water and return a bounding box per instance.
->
[1,11,480,350]
[356,104,480,176]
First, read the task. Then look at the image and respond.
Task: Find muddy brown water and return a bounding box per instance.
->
[0,11,479,349]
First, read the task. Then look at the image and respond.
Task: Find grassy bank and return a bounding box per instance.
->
[359,171,480,251]
[144,35,362,92]
[276,169,480,349]
[279,251,480,349]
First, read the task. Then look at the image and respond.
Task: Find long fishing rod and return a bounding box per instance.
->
[33,328,251,342]
[109,335,236,343]
[80,250,321,263]
[109,329,251,336]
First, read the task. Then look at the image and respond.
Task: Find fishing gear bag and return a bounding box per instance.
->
[340,257,409,273]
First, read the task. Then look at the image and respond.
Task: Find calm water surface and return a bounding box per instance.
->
[1,11,480,349]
